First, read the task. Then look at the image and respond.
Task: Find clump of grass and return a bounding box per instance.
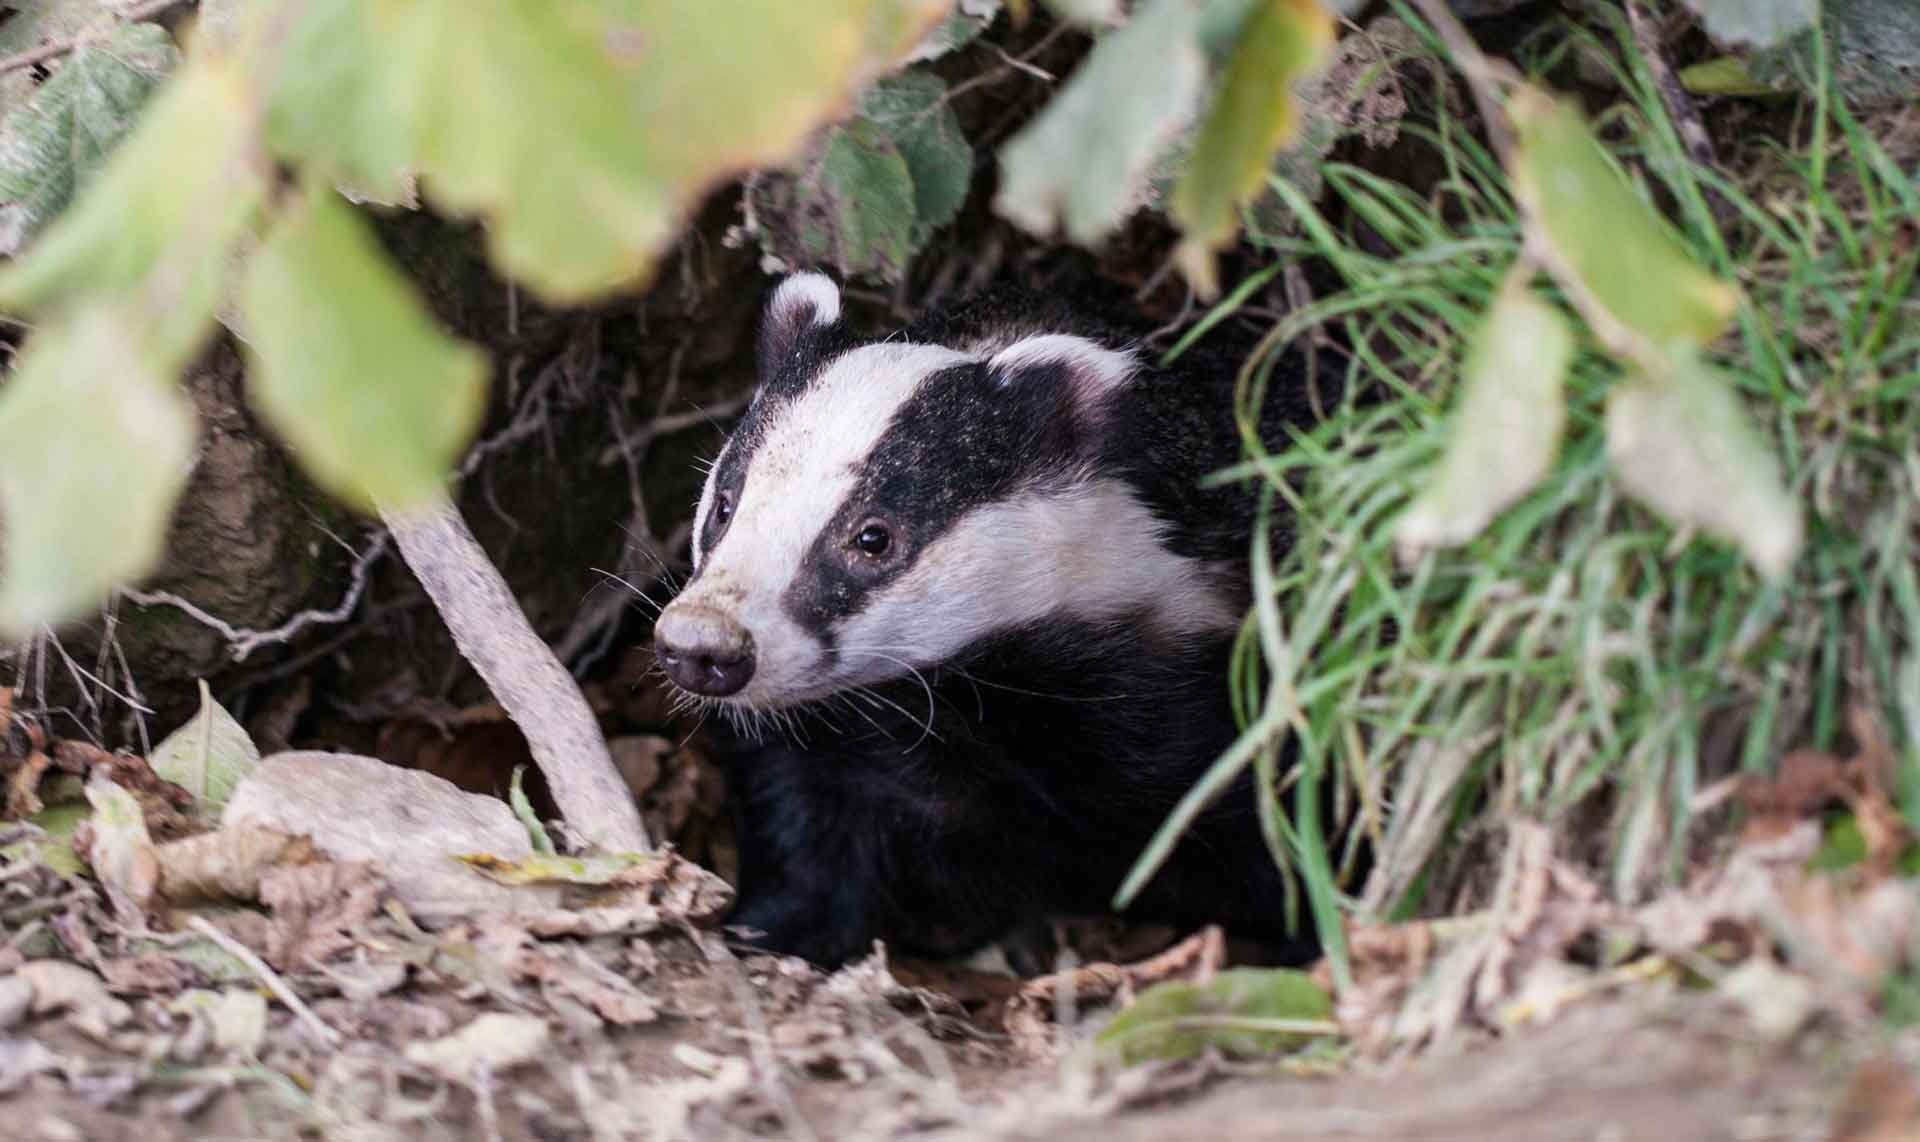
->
[1139,8,1920,956]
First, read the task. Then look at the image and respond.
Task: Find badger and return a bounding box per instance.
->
[653,272,1321,968]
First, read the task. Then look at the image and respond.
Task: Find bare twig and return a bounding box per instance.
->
[1403,0,1520,162]
[1623,1,1719,170]
[121,531,393,663]
[185,915,342,1049]
[0,0,195,77]
[382,494,650,853]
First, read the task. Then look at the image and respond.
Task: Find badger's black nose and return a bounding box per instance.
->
[654,606,756,697]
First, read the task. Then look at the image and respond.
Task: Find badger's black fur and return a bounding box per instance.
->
[664,277,1325,969]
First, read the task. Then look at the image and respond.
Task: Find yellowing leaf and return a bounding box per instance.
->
[1508,87,1738,356]
[1605,353,1802,578]
[0,305,197,633]
[1094,968,1335,1067]
[457,850,660,887]
[149,679,261,817]
[1170,0,1333,298]
[0,54,265,371]
[84,772,160,925]
[996,0,1206,243]
[238,188,488,514]
[1397,276,1575,559]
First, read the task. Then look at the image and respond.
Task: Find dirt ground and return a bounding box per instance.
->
[0,916,1877,1142]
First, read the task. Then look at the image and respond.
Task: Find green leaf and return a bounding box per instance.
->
[996,0,1206,244]
[0,304,196,632]
[1039,0,1121,26]
[261,0,433,205]
[906,0,999,63]
[1169,0,1332,297]
[404,0,894,303]
[1678,56,1792,98]
[0,21,177,254]
[1094,968,1336,1067]
[1604,353,1802,579]
[1397,275,1575,558]
[509,766,555,856]
[1508,87,1738,357]
[798,119,918,277]
[148,678,260,817]
[856,71,974,240]
[0,53,265,370]
[3,796,90,878]
[238,188,489,514]
[1680,0,1817,48]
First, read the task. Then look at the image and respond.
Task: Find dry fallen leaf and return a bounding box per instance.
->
[258,859,384,972]
[404,1011,551,1079]
[223,750,562,921]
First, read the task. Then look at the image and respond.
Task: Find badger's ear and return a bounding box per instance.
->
[985,334,1139,422]
[758,272,842,390]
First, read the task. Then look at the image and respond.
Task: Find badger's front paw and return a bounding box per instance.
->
[723,892,874,969]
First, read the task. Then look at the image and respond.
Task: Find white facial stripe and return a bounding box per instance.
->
[831,478,1239,686]
[678,342,975,703]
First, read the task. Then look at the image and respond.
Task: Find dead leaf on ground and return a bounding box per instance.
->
[153,826,319,904]
[258,858,385,972]
[1003,926,1227,1060]
[1741,704,1910,872]
[404,1011,551,1079]
[515,943,660,1027]
[83,773,159,928]
[1832,1057,1920,1142]
[222,751,562,921]
[6,960,133,1042]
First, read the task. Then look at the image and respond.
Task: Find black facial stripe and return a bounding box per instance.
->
[782,361,1090,643]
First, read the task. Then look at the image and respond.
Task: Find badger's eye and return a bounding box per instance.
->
[709,491,735,535]
[852,522,893,558]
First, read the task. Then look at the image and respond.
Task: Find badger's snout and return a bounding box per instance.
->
[654,603,756,697]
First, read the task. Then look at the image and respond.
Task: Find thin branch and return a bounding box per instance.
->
[0,0,195,77]
[185,915,342,1049]
[1403,0,1520,163]
[382,493,650,853]
[121,531,392,663]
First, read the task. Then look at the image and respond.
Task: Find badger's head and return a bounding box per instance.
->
[652,273,1238,712]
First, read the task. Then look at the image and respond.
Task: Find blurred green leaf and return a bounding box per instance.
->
[1679,56,1791,97]
[1508,87,1738,356]
[1170,0,1332,297]
[1397,275,1575,559]
[1680,0,1816,48]
[1094,968,1335,1067]
[0,304,196,633]
[239,189,488,514]
[996,0,1205,244]
[1605,353,1802,579]
[261,0,432,205]
[0,21,177,254]
[856,71,974,241]
[149,679,260,818]
[1039,0,1121,26]
[406,0,898,303]
[4,796,90,878]
[0,54,264,370]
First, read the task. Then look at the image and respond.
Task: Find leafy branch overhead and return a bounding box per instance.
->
[0,0,953,632]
